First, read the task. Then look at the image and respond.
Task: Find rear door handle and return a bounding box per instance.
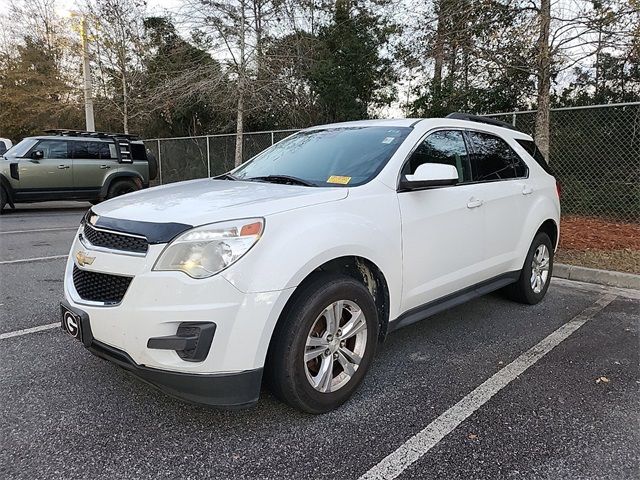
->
[99,165,111,169]
[467,198,483,209]
[57,165,70,169]
[522,185,534,195]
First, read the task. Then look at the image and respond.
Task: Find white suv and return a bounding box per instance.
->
[61,114,560,413]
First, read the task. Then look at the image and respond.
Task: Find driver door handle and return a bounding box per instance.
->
[57,165,70,169]
[99,165,111,169]
[522,185,534,195]
[467,197,483,209]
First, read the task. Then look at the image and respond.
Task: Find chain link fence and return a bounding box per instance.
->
[145,103,639,223]
[144,129,298,185]
[485,102,639,223]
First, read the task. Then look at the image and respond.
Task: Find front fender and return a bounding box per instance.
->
[221,193,403,319]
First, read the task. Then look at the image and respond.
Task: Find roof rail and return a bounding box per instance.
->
[445,113,518,131]
[43,129,140,140]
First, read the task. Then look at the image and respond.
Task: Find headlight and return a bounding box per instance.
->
[153,218,264,278]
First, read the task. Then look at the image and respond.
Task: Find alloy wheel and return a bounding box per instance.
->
[304,300,368,393]
[530,244,550,294]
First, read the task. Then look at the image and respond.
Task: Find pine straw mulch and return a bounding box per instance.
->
[556,216,640,274]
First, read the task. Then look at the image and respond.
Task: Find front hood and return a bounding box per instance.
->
[93,178,348,226]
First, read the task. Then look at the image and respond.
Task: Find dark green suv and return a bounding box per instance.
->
[0,130,157,213]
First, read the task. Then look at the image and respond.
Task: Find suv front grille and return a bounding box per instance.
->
[83,223,148,254]
[72,266,133,304]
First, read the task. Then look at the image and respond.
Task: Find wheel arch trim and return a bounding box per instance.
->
[100,172,145,197]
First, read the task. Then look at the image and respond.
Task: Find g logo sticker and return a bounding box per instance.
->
[64,312,79,338]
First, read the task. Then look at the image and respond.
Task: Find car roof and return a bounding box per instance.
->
[304,119,421,130]
[25,135,144,143]
[302,117,533,140]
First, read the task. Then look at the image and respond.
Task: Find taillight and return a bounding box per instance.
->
[555,180,562,198]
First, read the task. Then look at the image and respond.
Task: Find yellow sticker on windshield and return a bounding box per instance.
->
[327,175,352,185]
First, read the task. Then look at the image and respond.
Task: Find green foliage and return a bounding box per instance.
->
[306,0,397,122]
[408,0,536,117]
[1,0,639,142]
[0,37,82,140]
[137,16,229,137]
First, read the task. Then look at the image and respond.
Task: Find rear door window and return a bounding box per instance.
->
[98,142,118,160]
[467,131,528,181]
[71,141,102,160]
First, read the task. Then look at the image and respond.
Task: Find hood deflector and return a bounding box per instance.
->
[86,210,192,244]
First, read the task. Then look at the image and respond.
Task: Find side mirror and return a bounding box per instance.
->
[31,150,44,160]
[399,163,459,191]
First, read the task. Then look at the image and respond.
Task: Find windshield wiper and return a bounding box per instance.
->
[214,173,238,181]
[245,175,317,187]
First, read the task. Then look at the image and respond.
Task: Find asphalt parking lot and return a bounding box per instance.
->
[1,202,638,480]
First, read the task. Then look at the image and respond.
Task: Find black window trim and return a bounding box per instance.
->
[462,129,530,185]
[396,127,475,191]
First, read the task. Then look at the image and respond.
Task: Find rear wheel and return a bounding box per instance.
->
[106,179,138,199]
[266,273,378,413]
[506,232,553,304]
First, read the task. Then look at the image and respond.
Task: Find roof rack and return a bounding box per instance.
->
[445,113,518,131]
[43,129,140,140]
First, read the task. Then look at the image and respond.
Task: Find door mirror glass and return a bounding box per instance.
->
[400,163,458,191]
[31,150,44,160]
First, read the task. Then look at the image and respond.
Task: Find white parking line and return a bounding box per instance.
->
[0,227,77,234]
[0,255,67,265]
[0,323,59,340]
[0,212,85,219]
[358,293,617,480]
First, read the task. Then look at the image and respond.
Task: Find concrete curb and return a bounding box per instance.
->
[553,263,640,291]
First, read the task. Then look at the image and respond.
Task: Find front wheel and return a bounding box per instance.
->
[0,186,6,213]
[266,273,379,413]
[506,232,554,304]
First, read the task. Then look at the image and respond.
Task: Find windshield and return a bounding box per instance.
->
[4,138,37,158]
[232,126,412,187]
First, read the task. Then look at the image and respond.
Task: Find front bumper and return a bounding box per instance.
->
[62,224,296,408]
[89,341,263,408]
[62,300,263,407]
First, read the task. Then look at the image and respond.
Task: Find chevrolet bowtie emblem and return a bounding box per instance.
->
[76,251,95,267]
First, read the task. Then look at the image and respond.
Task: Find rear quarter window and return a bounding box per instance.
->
[516,139,555,176]
[131,144,147,161]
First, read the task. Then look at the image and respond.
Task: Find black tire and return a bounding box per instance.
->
[146,150,158,181]
[106,179,138,199]
[505,232,554,305]
[265,273,379,414]
[0,186,6,214]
